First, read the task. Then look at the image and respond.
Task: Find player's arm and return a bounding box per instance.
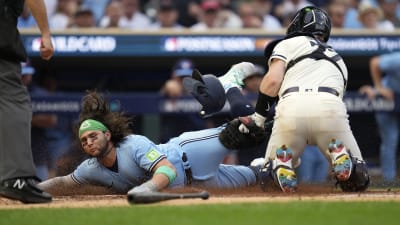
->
[250,58,285,126]
[128,158,177,194]
[37,174,79,194]
[259,59,285,97]
[150,159,177,190]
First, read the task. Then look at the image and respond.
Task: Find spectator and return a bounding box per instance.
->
[99,0,125,28]
[150,0,185,30]
[253,0,282,30]
[238,1,264,28]
[214,0,242,29]
[176,0,200,27]
[119,0,152,29]
[342,0,363,29]
[377,0,400,28]
[18,2,37,28]
[71,8,97,28]
[191,0,221,30]
[326,1,347,28]
[49,0,80,29]
[359,51,400,183]
[44,0,58,18]
[80,0,110,25]
[357,1,394,31]
[274,0,314,26]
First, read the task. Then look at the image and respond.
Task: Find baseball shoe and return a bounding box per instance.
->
[328,139,353,181]
[0,177,52,204]
[272,145,297,193]
[218,62,256,91]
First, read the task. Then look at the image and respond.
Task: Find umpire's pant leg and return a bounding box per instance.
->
[0,60,37,181]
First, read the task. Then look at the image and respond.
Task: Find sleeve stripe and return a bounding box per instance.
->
[148,155,167,172]
[71,173,83,185]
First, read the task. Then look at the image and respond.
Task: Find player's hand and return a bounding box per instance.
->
[40,35,54,60]
[238,113,266,133]
[127,180,157,194]
[358,85,376,100]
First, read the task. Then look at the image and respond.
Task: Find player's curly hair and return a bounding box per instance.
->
[77,90,134,147]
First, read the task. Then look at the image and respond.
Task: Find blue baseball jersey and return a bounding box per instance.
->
[72,126,257,193]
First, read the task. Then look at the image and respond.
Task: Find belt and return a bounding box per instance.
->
[182,153,193,185]
[282,86,339,97]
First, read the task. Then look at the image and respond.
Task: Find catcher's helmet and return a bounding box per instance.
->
[286,6,331,42]
[183,69,226,118]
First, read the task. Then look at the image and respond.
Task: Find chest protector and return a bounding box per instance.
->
[264,33,347,91]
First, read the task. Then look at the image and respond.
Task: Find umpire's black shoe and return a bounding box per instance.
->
[0,178,52,204]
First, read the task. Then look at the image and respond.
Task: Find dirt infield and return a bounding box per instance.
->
[1,185,399,209]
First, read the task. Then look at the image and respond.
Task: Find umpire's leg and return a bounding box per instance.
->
[0,59,37,181]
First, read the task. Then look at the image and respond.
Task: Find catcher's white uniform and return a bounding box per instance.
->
[265,35,363,166]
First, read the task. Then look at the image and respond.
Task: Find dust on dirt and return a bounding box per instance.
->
[1,184,399,209]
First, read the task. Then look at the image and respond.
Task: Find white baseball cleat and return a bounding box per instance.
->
[273,145,297,193]
[218,62,256,91]
[328,139,353,181]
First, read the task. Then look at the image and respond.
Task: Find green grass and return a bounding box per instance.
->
[1,201,399,225]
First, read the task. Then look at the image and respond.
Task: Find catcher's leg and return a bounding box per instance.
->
[328,139,370,192]
[272,146,298,192]
[255,146,298,193]
[328,139,353,181]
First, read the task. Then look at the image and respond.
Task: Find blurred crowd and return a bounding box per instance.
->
[18,0,400,31]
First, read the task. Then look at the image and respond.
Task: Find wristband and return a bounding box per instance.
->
[154,165,176,184]
[255,92,278,118]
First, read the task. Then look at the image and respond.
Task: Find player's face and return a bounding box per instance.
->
[80,130,110,157]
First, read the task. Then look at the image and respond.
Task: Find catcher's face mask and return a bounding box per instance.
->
[183,69,226,118]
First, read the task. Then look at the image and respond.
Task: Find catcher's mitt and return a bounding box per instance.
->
[219,117,268,150]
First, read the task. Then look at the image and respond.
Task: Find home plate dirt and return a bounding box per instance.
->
[1,185,399,209]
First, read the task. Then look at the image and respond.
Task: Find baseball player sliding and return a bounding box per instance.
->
[236,6,370,192]
[37,63,267,196]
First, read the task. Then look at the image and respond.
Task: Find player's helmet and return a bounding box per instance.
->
[182,69,226,118]
[286,6,331,42]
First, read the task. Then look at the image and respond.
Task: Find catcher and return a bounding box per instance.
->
[188,8,370,194]
[236,6,370,193]
[37,62,268,195]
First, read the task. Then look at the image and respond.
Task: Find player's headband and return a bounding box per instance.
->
[79,119,108,138]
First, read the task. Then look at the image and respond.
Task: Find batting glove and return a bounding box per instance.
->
[127,180,157,194]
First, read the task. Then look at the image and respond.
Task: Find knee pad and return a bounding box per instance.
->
[336,157,370,192]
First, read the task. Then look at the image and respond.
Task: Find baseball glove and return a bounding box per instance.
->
[219,117,268,150]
